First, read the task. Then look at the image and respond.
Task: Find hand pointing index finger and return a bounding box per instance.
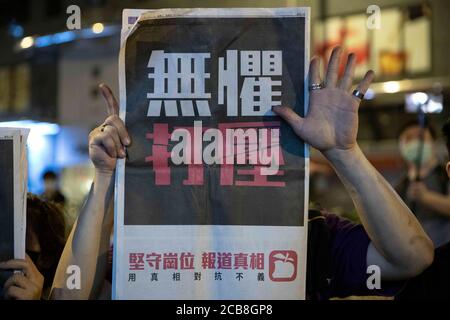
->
[98,83,131,146]
[99,83,120,116]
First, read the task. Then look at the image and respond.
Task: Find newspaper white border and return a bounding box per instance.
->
[114,7,311,300]
[0,128,29,261]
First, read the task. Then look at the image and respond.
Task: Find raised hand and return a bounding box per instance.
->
[273,46,375,158]
[89,84,130,174]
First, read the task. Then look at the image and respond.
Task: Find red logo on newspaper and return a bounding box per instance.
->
[269,250,297,282]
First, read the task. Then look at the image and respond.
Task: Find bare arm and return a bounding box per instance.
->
[50,84,129,299]
[273,47,434,281]
[326,147,434,280]
[50,173,114,299]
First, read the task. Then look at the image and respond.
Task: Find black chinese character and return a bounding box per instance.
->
[257,272,265,282]
[173,272,181,281]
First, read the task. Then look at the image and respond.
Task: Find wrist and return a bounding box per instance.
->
[94,169,115,185]
[322,144,361,164]
[91,169,115,210]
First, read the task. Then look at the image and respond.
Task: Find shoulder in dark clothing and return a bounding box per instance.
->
[319,211,403,299]
[396,242,450,300]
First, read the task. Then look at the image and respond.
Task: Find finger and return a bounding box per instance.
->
[103,125,126,158]
[99,83,119,116]
[353,70,375,102]
[92,133,117,158]
[309,57,321,86]
[102,136,118,159]
[4,286,27,300]
[325,46,342,88]
[0,259,30,275]
[25,254,33,264]
[272,106,304,136]
[339,53,356,91]
[4,274,28,290]
[103,115,131,146]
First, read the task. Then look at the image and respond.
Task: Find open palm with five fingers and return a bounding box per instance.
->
[273,46,375,157]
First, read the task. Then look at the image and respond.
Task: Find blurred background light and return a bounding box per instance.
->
[20,36,34,49]
[34,31,77,48]
[35,35,53,48]
[409,92,429,105]
[383,81,401,93]
[8,22,24,38]
[364,88,376,100]
[92,23,105,34]
[80,24,119,39]
[0,120,60,193]
[405,91,444,114]
[52,31,76,44]
[0,120,60,135]
[16,25,119,51]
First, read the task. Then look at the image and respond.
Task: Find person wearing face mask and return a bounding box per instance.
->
[395,120,450,247]
[41,170,66,207]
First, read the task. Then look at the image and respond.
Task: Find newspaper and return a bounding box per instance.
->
[114,7,310,300]
[0,128,29,288]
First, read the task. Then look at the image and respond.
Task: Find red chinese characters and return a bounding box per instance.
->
[128,251,265,271]
[144,122,285,187]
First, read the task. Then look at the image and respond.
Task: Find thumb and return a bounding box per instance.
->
[272,106,304,135]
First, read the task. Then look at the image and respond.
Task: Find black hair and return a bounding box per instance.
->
[398,119,437,140]
[26,193,66,289]
[42,170,58,180]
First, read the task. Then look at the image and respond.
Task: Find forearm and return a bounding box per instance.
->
[50,171,114,299]
[420,192,450,218]
[324,145,434,272]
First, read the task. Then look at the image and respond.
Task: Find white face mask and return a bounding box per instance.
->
[400,140,434,164]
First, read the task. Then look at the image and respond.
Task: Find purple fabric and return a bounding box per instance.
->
[324,213,403,298]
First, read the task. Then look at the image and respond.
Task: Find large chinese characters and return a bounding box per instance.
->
[144,50,286,187]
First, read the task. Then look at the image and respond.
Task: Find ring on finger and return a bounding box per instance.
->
[352,89,365,100]
[309,83,323,91]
